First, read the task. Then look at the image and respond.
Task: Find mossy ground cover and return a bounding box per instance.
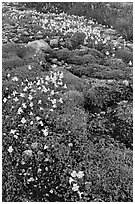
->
[2,2,133,202]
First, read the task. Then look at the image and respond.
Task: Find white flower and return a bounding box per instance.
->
[28,65,32,70]
[12,76,18,81]
[21,117,26,124]
[77,171,84,179]
[20,93,25,97]
[69,177,75,185]
[44,145,49,149]
[71,170,77,178]
[10,129,16,134]
[14,135,18,139]
[51,98,56,105]
[42,128,48,136]
[72,183,79,191]
[8,146,14,153]
[36,80,41,86]
[30,121,33,125]
[27,177,34,182]
[129,61,132,66]
[39,107,44,111]
[39,121,44,126]
[52,104,57,108]
[42,85,48,93]
[36,116,41,121]
[22,103,27,108]
[29,111,33,116]
[106,51,110,56]
[123,80,129,86]
[59,98,63,103]
[29,102,33,107]
[23,86,28,92]
[12,90,18,96]
[38,100,42,104]
[28,94,33,100]
[63,84,67,89]
[45,75,50,81]
[7,73,10,78]
[3,98,7,103]
[23,149,33,156]
[18,107,23,114]
[13,97,19,102]
[50,90,55,95]
[68,143,73,147]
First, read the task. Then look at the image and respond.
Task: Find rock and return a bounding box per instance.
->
[86,48,104,59]
[51,58,58,64]
[69,65,94,77]
[54,48,72,61]
[27,39,51,52]
[23,31,29,36]
[50,38,59,48]
[62,90,85,109]
[104,57,126,69]
[67,54,98,65]
[70,32,86,49]
[115,48,133,63]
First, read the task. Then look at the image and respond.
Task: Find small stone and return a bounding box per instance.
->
[50,39,59,48]
[51,58,58,64]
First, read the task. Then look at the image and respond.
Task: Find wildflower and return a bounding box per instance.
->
[72,183,79,191]
[59,98,63,103]
[42,85,48,93]
[44,145,49,149]
[21,117,26,124]
[7,73,10,78]
[77,171,84,179]
[123,80,129,86]
[28,94,33,100]
[39,107,44,111]
[45,75,50,81]
[78,191,83,199]
[39,121,44,126]
[29,111,33,116]
[23,149,33,156]
[3,98,7,103]
[10,129,16,134]
[8,146,14,153]
[51,99,56,105]
[69,177,75,184]
[38,100,42,104]
[50,90,55,95]
[18,107,23,114]
[68,143,73,147]
[30,121,34,125]
[12,76,18,81]
[28,65,32,70]
[23,86,28,92]
[27,177,34,182]
[106,51,109,56]
[71,170,77,178]
[14,135,18,139]
[129,61,132,66]
[20,93,25,97]
[42,128,48,136]
[63,84,67,89]
[49,189,53,194]
[29,102,33,107]
[22,103,27,108]
[12,90,18,96]
[36,116,41,121]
